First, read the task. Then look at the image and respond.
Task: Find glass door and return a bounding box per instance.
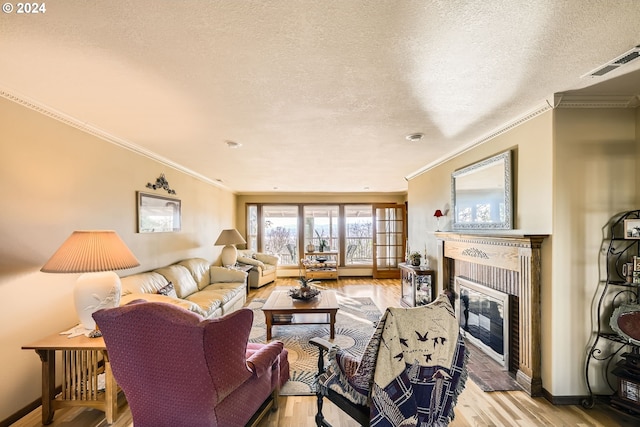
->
[372,203,405,279]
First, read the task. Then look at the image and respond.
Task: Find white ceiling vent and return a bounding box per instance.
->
[582,45,640,78]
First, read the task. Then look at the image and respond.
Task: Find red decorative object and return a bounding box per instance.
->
[434,210,444,231]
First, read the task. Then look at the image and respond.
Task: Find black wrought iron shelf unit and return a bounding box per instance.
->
[583,209,640,412]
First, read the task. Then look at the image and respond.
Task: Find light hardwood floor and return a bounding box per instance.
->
[10,277,639,427]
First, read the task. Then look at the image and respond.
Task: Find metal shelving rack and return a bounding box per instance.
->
[583,210,640,409]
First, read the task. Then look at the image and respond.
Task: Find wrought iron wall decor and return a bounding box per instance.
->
[146,173,176,195]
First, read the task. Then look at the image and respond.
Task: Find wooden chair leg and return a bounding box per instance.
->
[315,392,331,427]
[271,387,279,411]
[310,338,333,427]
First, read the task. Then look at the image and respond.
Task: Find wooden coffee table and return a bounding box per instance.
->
[262,289,339,341]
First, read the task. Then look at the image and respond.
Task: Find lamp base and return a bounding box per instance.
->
[74,271,121,330]
[220,245,238,267]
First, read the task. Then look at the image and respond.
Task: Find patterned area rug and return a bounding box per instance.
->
[248,294,381,395]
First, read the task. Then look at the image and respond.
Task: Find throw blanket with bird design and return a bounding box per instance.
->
[318,294,467,426]
[370,295,467,426]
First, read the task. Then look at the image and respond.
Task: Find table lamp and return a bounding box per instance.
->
[41,230,140,332]
[434,209,444,231]
[215,228,247,267]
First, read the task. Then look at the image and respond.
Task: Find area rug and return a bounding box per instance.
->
[248,294,381,395]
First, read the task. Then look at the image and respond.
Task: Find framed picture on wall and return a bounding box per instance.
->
[137,191,181,233]
[623,219,640,239]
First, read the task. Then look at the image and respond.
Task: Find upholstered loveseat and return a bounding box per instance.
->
[119,258,247,318]
[237,250,278,289]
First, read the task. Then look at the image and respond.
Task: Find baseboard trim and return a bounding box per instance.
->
[541,388,588,405]
[0,396,42,427]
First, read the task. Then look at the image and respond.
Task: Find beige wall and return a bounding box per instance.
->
[407,107,640,398]
[407,112,554,276]
[0,97,236,421]
[553,108,638,396]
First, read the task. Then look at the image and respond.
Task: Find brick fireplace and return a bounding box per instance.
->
[436,232,546,396]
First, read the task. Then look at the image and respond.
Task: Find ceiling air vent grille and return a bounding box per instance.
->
[582,45,640,78]
[614,50,640,65]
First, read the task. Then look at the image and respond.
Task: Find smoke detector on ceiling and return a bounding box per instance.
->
[405,133,424,142]
[225,140,242,148]
[582,44,640,78]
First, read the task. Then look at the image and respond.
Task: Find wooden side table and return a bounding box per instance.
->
[22,331,119,425]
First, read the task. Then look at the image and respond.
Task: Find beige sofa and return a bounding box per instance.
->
[237,250,278,288]
[119,258,247,318]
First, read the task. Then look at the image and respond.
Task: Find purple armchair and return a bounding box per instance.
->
[93,300,289,427]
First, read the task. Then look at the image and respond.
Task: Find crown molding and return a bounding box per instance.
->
[405,100,552,181]
[0,87,231,192]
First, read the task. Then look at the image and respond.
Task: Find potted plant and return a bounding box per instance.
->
[315,230,328,252]
[408,251,422,266]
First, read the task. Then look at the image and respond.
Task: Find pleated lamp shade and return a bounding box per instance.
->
[42,230,140,273]
[214,229,247,246]
[41,231,140,331]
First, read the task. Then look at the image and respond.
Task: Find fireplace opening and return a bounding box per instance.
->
[455,277,510,370]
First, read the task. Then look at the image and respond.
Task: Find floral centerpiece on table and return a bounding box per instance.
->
[290,260,321,300]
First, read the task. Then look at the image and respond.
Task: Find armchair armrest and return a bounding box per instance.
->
[310,337,334,352]
[255,253,279,266]
[209,266,248,283]
[236,256,265,269]
[310,337,336,374]
[246,341,284,378]
[311,337,362,381]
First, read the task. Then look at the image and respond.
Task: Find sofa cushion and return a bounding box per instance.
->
[155,265,199,299]
[185,291,223,317]
[238,250,257,259]
[201,283,244,302]
[121,272,169,296]
[210,266,248,283]
[192,288,234,305]
[120,292,207,317]
[176,258,211,291]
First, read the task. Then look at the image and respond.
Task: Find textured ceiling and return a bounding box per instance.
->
[1,1,640,193]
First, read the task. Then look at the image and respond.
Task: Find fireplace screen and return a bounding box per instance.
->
[455,277,510,369]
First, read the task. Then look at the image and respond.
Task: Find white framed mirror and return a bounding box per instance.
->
[451,150,513,230]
